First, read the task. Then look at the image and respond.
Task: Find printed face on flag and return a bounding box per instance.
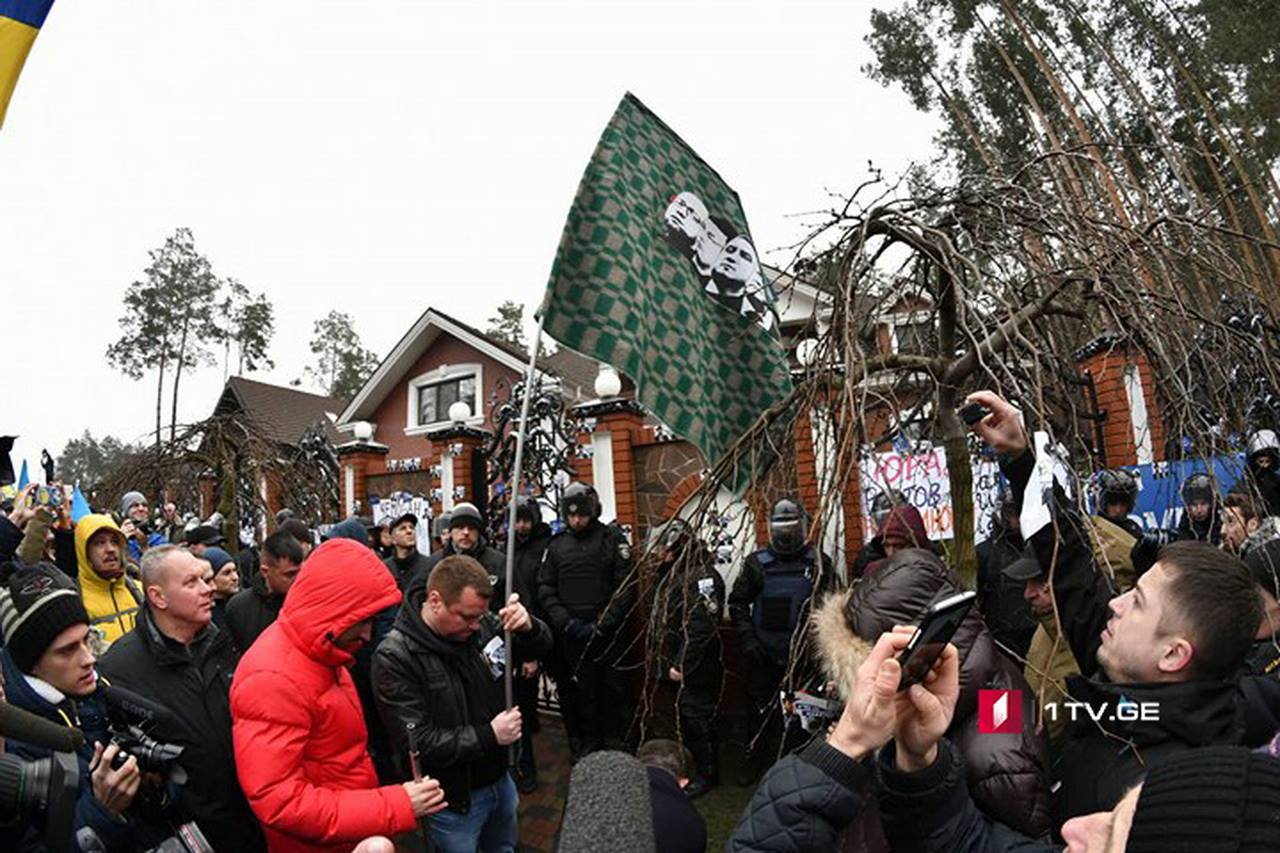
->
[541,94,793,472]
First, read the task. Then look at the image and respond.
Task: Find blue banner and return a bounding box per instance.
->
[1101,455,1246,531]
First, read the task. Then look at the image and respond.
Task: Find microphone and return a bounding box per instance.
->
[100,682,175,726]
[0,701,86,752]
[558,750,655,853]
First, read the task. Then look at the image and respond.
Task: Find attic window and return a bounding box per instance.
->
[889,313,937,356]
[417,374,477,426]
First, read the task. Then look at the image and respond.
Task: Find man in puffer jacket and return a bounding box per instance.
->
[71,514,143,655]
[813,547,1051,839]
[230,539,447,852]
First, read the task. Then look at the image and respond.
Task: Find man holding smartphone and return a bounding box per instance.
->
[966,390,1263,833]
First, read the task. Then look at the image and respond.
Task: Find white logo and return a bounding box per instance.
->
[992,692,1009,730]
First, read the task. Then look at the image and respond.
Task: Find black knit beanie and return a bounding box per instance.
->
[1126,746,1280,852]
[0,561,90,673]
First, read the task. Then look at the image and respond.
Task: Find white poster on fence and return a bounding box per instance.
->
[369,492,436,554]
[859,444,1002,543]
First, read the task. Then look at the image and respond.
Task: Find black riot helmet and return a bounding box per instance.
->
[1180,473,1216,507]
[768,498,808,556]
[560,482,600,520]
[1095,469,1139,513]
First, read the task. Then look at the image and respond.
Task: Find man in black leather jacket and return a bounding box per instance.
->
[372,554,550,852]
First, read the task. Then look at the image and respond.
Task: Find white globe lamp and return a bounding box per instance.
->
[448,400,472,424]
[595,365,622,399]
[352,421,374,442]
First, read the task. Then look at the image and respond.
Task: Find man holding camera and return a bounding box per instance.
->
[98,544,266,852]
[0,560,158,851]
[118,491,167,562]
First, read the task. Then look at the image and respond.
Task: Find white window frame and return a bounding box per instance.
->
[884,310,937,356]
[404,363,485,435]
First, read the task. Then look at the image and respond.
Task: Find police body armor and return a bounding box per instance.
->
[751,547,817,663]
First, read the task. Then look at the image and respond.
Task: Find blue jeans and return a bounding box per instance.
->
[428,773,519,853]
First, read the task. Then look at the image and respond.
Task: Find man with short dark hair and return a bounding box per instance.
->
[373,555,551,853]
[99,545,267,852]
[636,739,706,853]
[383,512,427,590]
[967,390,1264,831]
[277,518,315,557]
[1223,492,1267,553]
[225,529,303,651]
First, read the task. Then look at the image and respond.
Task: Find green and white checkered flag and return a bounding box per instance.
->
[541,93,793,469]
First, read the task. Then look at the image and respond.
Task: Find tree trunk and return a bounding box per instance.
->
[938,400,976,588]
[170,314,191,444]
[154,349,167,455]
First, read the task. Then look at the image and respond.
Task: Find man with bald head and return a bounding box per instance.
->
[100,544,266,851]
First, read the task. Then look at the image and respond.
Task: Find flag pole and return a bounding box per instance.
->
[503,309,546,762]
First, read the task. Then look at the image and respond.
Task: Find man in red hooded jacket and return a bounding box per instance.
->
[231,538,447,852]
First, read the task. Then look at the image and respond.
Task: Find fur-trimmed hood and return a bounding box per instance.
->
[811,547,1051,839]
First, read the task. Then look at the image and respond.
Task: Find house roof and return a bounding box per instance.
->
[214,377,346,446]
[337,307,604,425]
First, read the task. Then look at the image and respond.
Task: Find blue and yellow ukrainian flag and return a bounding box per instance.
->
[0,0,55,129]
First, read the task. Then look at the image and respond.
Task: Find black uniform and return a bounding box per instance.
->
[537,518,634,757]
[727,545,835,773]
[654,544,725,787]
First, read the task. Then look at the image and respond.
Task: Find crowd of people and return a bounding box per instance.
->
[2,392,1279,852]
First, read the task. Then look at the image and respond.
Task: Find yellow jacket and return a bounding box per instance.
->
[74,514,142,654]
[1024,613,1082,745]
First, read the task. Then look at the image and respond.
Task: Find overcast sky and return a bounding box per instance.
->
[0,0,937,473]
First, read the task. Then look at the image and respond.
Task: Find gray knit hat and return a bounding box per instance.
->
[0,561,90,673]
[119,490,147,517]
[1126,746,1280,851]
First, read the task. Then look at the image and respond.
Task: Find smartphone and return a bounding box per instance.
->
[896,590,976,691]
[958,402,991,426]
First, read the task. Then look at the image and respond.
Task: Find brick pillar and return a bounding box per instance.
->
[425,425,492,510]
[793,410,820,519]
[198,471,218,519]
[571,399,645,534]
[1078,336,1166,467]
[336,440,389,518]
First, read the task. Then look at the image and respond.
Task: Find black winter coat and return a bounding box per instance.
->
[371,578,552,813]
[1002,450,1246,832]
[646,767,706,853]
[97,606,266,853]
[383,549,430,590]
[414,539,508,603]
[223,585,284,653]
[1241,638,1280,746]
[975,515,1037,658]
[653,547,724,691]
[878,738,1060,853]
[727,738,872,852]
[537,520,633,636]
[821,548,1051,838]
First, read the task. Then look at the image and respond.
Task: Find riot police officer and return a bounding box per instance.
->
[727,497,838,784]
[537,483,635,759]
[1175,473,1222,545]
[511,496,553,792]
[1095,468,1143,538]
[654,519,725,798]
